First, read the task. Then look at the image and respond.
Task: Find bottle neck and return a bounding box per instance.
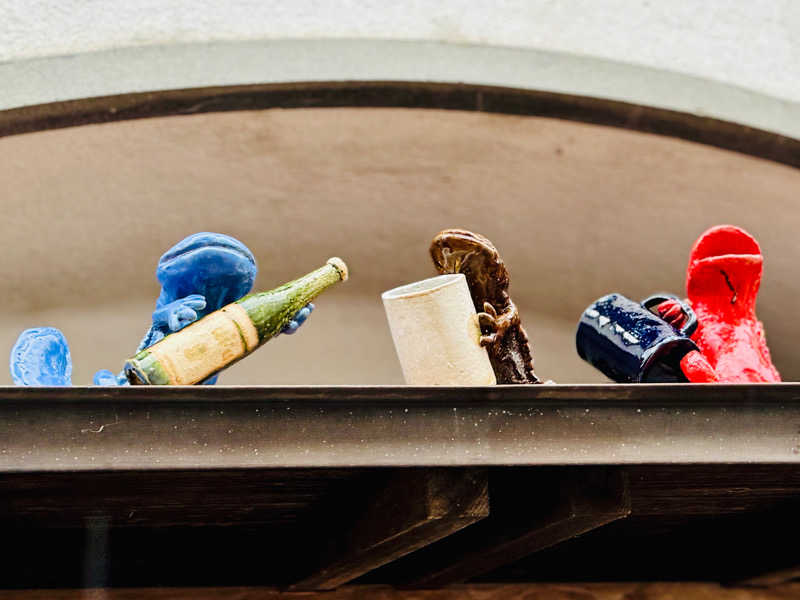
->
[237,260,346,342]
[273,261,346,299]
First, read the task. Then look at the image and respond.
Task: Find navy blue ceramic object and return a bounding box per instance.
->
[10,233,313,386]
[576,293,699,383]
[10,327,72,386]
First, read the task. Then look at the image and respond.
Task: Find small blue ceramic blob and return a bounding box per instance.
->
[11,233,313,386]
[576,293,698,383]
[10,327,72,386]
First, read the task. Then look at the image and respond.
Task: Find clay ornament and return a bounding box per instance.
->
[9,327,72,386]
[382,273,496,386]
[675,224,780,382]
[10,233,316,386]
[430,229,541,384]
[125,257,348,385]
[577,293,717,383]
[577,225,779,383]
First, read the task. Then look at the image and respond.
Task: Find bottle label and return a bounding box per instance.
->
[146,303,259,385]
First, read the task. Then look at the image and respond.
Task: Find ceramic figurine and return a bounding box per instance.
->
[430,229,541,384]
[10,233,316,386]
[577,225,779,383]
[577,293,718,383]
[125,257,348,385]
[9,327,72,386]
[658,225,780,382]
[382,273,497,386]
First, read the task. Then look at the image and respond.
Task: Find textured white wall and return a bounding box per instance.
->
[1,1,800,137]
[3,1,799,103]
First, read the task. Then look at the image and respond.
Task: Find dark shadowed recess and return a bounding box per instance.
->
[1,81,798,169]
[5,465,800,588]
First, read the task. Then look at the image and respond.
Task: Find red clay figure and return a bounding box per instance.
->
[660,225,780,382]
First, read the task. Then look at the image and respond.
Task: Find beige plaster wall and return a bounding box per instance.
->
[0,108,797,384]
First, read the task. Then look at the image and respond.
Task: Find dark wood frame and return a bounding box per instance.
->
[1,82,798,169]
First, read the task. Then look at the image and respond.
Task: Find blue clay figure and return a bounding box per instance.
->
[10,233,312,386]
[10,327,73,386]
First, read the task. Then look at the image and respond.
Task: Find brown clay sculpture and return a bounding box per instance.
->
[430,229,541,384]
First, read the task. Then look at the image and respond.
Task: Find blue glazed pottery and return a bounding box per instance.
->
[576,293,699,383]
[10,233,312,386]
[10,327,72,386]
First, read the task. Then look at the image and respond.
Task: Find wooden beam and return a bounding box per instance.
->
[377,467,629,588]
[4,583,800,600]
[0,468,366,528]
[5,385,800,471]
[740,566,800,587]
[288,468,489,591]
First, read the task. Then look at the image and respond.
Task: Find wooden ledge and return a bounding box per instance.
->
[3,583,800,599]
[2,384,800,470]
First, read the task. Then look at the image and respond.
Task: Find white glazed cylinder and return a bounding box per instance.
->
[382,274,496,386]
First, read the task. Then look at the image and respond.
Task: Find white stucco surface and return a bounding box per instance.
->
[2,1,799,102]
[1,2,799,136]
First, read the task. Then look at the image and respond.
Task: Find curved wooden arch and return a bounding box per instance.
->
[2,81,798,169]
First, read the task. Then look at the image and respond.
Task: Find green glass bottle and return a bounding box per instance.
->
[124,257,348,385]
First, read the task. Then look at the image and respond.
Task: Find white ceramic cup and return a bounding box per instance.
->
[382,273,496,385]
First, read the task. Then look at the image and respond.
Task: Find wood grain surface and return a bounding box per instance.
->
[5,465,800,588]
[383,468,630,587]
[3,583,800,599]
[290,469,489,590]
